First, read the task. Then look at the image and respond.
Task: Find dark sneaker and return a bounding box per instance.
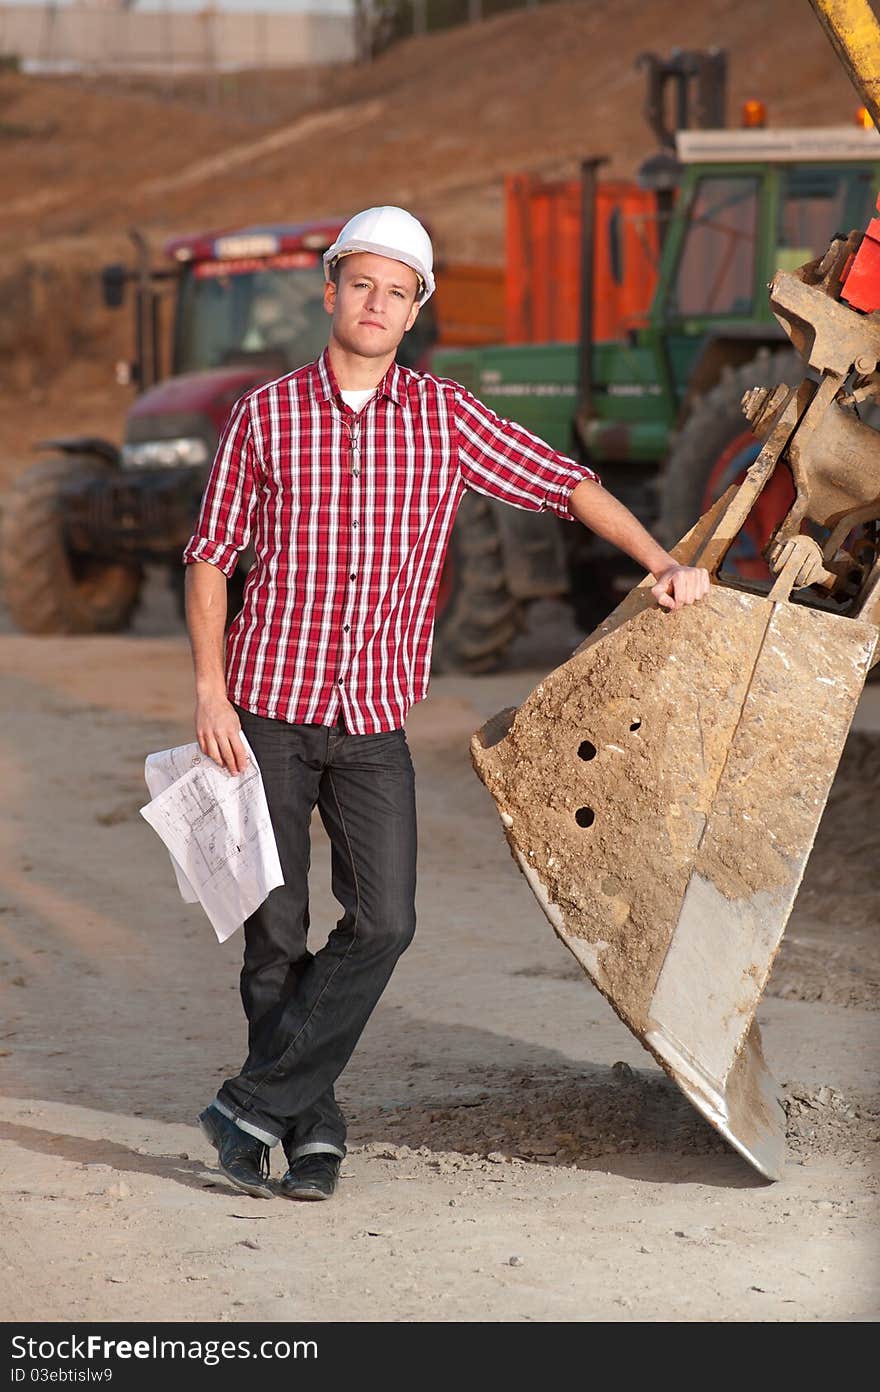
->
[198,1105,274,1200]
[279,1153,341,1201]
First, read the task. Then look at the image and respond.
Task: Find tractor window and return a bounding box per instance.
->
[175,257,437,375]
[669,176,759,317]
[777,166,876,271]
[175,260,329,375]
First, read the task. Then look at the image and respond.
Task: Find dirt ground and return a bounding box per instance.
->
[0,574,878,1324]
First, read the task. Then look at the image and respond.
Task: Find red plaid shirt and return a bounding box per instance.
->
[183,348,598,733]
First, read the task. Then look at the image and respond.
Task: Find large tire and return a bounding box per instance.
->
[431,491,521,674]
[0,455,142,634]
[567,556,619,635]
[660,349,800,579]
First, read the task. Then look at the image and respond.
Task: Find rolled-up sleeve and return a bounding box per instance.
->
[454,384,599,520]
[182,395,257,576]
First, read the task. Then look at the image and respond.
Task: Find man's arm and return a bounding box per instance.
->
[181,393,258,773]
[568,478,709,610]
[185,561,248,775]
[451,384,707,608]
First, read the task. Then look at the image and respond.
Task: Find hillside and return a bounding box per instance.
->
[0,0,864,471]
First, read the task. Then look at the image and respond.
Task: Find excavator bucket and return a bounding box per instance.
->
[473,228,880,1180]
[473,496,877,1182]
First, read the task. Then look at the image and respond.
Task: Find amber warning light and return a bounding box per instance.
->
[741,99,767,128]
[855,106,875,129]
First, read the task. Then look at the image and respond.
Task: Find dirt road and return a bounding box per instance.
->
[0,581,878,1323]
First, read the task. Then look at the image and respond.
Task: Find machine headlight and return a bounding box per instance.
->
[121,437,210,470]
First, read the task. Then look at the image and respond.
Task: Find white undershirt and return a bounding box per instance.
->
[340,388,377,413]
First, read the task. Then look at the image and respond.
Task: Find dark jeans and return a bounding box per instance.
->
[215,707,417,1160]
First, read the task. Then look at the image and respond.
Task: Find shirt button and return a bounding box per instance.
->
[349,572,356,581]
[352,522,358,529]
[338,678,344,686]
[352,468,360,477]
[343,624,350,632]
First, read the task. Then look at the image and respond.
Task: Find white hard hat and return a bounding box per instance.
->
[323,206,435,303]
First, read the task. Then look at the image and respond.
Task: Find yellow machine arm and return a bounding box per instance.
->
[809,0,880,129]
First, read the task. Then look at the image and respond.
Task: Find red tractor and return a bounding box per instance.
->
[0,219,470,642]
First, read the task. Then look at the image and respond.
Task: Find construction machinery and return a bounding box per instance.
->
[9,47,880,677]
[0,219,360,634]
[473,0,880,1178]
[0,218,501,650]
[433,51,880,663]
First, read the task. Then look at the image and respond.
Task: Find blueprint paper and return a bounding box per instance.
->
[141,735,284,942]
[144,741,204,902]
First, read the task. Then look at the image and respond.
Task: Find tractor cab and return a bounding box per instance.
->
[107,221,437,474]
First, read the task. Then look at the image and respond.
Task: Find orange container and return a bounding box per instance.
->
[504,173,660,344]
[433,263,505,347]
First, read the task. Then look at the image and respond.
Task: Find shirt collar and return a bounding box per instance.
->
[313,348,409,408]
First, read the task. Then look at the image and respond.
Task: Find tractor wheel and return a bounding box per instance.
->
[431,491,522,674]
[0,455,142,634]
[660,349,800,578]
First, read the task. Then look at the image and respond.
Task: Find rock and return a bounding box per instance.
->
[612,1061,635,1082]
[238,1238,261,1250]
[507,1255,524,1267]
[487,1152,507,1164]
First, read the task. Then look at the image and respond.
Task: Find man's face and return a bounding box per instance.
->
[324,251,421,359]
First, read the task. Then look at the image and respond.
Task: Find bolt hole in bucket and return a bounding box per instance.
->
[577,740,598,761]
[630,718,641,732]
[575,807,595,828]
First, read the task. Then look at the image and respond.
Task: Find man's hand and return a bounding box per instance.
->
[567,481,711,611]
[195,691,249,776]
[651,563,711,611]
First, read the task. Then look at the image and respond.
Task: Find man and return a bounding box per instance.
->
[183,206,709,1203]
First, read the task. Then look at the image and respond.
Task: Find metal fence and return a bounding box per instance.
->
[0,4,356,73]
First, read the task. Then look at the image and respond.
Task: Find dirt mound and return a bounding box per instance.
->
[349,1067,880,1168]
[767,732,880,1010]
[0,0,859,264]
[0,0,860,472]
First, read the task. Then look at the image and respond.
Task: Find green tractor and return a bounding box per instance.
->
[431,61,880,667]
